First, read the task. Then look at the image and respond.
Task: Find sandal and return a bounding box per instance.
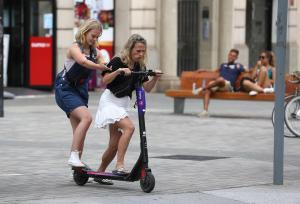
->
[94,178,114,185]
[112,167,129,176]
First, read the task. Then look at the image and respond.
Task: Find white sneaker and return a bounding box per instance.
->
[263,87,274,93]
[68,151,85,167]
[192,87,202,95]
[198,110,209,117]
[249,91,258,96]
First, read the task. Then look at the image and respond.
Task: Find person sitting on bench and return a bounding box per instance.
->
[239,51,275,96]
[192,49,245,117]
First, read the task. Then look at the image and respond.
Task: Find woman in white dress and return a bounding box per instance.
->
[95,34,162,177]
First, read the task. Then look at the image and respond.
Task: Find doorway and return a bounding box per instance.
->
[246,0,273,68]
[3,0,56,88]
[177,0,200,76]
[3,0,24,86]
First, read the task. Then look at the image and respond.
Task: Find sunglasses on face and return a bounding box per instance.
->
[259,55,266,59]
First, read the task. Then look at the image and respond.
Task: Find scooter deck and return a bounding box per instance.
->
[72,166,131,180]
[86,170,129,181]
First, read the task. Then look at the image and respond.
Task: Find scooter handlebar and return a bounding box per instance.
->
[119,70,126,76]
[131,70,163,77]
[118,69,163,77]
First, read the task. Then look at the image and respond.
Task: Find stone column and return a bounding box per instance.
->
[232,0,248,67]
[114,0,130,54]
[56,0,74,73]
[218,0,234,63]
[199,0,220,70]
[210,0,220,69]
[218,0,248,66]
[296,1,300,72]
[0,0,3,117]
[286,2,299,73]
[272,0,299,73]
[130,0,159,73]
[157,0,179,91]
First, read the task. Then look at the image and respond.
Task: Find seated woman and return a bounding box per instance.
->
[240,51,276,96]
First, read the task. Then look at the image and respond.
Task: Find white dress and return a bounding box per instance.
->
[94,89,130,129]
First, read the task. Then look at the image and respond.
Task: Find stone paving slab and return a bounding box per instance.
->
[17,193,246,204]
[205,180,300,204]
[1,92,300,203]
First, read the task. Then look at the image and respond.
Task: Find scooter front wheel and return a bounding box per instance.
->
[140,172,155,193]
[73,169,89,186]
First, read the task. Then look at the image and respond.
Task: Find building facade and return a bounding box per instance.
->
[55,0,300,91]
[3,0,300,91]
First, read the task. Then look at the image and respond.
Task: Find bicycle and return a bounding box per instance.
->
[272,71,300,137]
[271,95,295,137]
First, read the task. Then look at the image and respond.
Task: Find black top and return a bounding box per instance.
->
[102,57,149,98]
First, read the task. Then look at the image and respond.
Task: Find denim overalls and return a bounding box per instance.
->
[55,44,97,117]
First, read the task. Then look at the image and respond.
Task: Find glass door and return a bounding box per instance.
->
[3,0,24,86]
[246,0,272,68]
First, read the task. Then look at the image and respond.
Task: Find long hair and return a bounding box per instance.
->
[75,19,103,48]
[264,51,276,67]
[119,34,147,69]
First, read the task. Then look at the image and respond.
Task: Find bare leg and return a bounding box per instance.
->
[205,77,226,90]
[97,124,121,172]
[70,116,80,157]
[69,106,92,156]
[203,77,226,111]
[257,67,268,88]
[115,117,135,169]
[204,89,211,111]
[242,80,264,93]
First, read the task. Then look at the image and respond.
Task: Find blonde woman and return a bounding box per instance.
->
[55,19,110,167]
[95,34,162,179]
[240,51,276,95]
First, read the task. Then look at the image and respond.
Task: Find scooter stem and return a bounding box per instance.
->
[136,87,149,168]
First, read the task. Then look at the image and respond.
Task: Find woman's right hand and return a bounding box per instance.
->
[256,60,262,67]
[117,68,131,76]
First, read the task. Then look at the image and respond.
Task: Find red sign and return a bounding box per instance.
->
[29,37,53,86]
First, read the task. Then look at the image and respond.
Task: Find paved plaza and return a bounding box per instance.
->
[1,91,300,203]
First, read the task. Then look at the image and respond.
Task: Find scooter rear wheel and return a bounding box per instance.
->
[140,172,155,193]
[73,170,89,186]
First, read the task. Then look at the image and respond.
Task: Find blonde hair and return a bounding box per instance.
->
[75,19,103,48]
[263,51,276,67]
[120,34,147,69]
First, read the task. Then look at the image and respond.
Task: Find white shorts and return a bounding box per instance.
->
[94,89,130,129]
[211,80,233,92]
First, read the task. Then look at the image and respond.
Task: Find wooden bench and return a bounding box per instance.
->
[165,71,298,114]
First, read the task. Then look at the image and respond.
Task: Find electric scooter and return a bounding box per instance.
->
[72,70,159,193]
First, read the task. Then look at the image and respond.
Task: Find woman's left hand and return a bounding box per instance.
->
[99,64,112,71]
[154,69,163,79]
